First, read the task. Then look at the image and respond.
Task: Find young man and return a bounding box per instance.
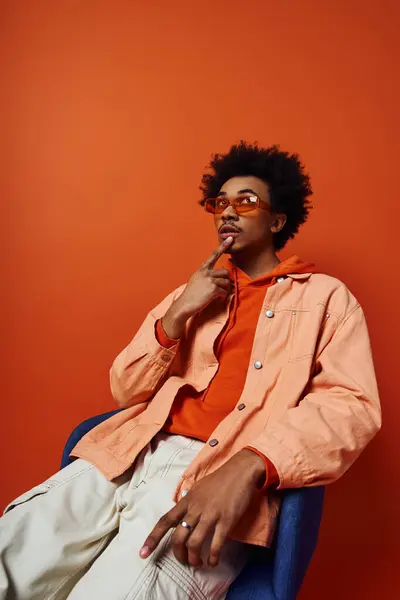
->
[0,142,381,600]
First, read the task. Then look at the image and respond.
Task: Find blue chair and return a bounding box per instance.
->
[61,411,325,600]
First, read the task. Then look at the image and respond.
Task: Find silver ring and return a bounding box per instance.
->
[180,521,193,530]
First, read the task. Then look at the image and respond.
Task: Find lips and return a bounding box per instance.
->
[219,225,241,234]
[219,230,241,240]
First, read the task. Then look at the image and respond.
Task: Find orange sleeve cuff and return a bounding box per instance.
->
[244,446,280,492]
[155,319,179,349]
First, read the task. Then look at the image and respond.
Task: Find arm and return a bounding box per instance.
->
[110,236,235,409]
[110,285,187,408]
[250,304,382,489]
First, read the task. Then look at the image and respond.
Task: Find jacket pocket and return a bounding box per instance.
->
[288,308,320,362]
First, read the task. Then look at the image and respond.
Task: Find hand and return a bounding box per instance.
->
[161,236,234,339]
[139,449,265,567]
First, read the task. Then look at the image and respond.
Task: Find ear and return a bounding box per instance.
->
[270,213,287,234]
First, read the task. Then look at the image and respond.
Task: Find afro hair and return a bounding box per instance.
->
[200,141,313,250]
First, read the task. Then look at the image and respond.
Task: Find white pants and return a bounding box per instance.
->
[0,433,248,600]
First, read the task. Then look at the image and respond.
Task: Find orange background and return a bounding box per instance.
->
[1,1,399,598]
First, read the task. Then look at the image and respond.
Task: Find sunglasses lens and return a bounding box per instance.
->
[234,196,259,213]
[235,203,255,214]
[205,199,227,214]
[204,195,259,214]
[205,199,216,213]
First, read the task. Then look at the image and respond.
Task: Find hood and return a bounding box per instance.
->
[268,255,317,279]
[218,254,317,287]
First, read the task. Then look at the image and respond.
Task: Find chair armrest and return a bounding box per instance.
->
[227,487,324,600]
[227,560,275,600]
[272,486,325,599]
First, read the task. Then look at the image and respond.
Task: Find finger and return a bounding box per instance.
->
[208,522,230,568]
[212,282,233,301]
[186,519,214,568]
[171,514,201,566]
[211,278,233,291]
[140,502,187,559]
[214,286,230,301]
[201,237,234,270]
[210,274,233,290]
[209,269,231,279]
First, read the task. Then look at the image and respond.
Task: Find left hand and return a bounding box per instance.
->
[139,449,266,568]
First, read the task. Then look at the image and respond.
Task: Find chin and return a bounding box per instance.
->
[227,243,244,255]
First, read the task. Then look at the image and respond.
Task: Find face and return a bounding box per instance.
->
[212,176,287,255]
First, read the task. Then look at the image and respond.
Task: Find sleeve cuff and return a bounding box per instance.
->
[244,446,280,492]
[155,319,180,349]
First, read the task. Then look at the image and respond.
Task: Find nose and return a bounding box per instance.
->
[221,203,240,221]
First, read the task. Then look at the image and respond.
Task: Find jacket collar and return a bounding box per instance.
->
[286,272,313,280]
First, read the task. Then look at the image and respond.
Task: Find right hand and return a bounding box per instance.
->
[161,237,234,339]
[177,236,235,315]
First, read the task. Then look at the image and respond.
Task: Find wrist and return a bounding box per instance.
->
[171,296,195,321]
[237,449,266,488]
[162,300,192,339]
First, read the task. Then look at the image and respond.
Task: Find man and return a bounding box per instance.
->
[0,142,381,599]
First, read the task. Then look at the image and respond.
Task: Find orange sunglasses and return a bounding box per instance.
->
[204,194,271,215]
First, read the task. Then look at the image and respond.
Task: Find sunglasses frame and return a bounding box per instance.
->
[204,193,271,215]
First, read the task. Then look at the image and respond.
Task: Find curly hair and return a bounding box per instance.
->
[199,141,313,250]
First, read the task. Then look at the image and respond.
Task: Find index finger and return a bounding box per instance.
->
[139,502,186,559]
[201,236,234,270]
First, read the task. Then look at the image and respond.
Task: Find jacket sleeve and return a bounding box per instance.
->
[250,304,382,489]
[110,284,186,408]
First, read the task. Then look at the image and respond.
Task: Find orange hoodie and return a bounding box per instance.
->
[157,255,316,486]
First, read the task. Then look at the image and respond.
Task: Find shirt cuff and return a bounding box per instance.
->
[244,446,280,492]
[155,319,180,349]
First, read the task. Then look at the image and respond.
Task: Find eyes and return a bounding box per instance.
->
[215,195,258,209]
[204,193,265,215]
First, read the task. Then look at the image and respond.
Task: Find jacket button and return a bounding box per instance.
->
[209,439,219,447]
[265,310,274,318]
[237,403,246,411]
[161,355,170,362]
[254,361,263,370]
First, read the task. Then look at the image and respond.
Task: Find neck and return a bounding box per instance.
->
[229,247,280,279]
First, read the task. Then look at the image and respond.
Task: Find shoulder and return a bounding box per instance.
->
[303,273,361,322]
[307,273,354,294]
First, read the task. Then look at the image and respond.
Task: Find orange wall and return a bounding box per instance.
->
[1,1,399,597]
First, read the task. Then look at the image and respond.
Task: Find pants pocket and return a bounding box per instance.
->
[3,460,93,515]
[3,482,53,514]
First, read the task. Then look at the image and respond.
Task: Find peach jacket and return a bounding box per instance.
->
[72,261,381,546]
